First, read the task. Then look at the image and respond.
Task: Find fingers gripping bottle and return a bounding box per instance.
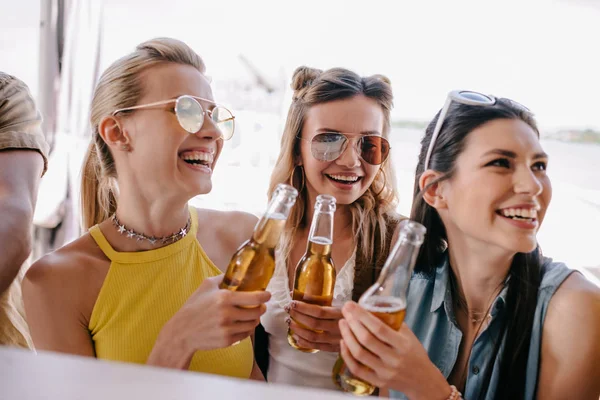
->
[332,219,426,395]
[220,184,298,291]
[288,194,337,353]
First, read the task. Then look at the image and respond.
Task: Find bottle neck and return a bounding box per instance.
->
[253,189,297,248]
[308,210,334,245]
[371,237,420,299]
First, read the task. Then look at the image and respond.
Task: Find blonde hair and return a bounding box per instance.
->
[81,38,206,229]
[269,66,400,265]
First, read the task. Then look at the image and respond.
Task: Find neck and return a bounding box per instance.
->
[112,185,190,241]
[446,237,513,313]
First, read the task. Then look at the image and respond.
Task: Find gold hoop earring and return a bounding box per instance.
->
[290,165,305,193]
[373,168,387,197]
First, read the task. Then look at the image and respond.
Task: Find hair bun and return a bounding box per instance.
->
[372,74,391,85]
[291,66,323,91]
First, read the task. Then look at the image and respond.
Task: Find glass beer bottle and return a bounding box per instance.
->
[332,219,426,396]
[220,183,298,292]
[288,194,337,353]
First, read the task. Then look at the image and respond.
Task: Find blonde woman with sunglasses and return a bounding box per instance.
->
[256,66,402,390]
[23,38,269,380]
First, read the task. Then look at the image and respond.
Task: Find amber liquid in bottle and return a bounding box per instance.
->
[332,220,426,396]
[332,297,406,395]
[288,194,337,353]
[220,184,298,292]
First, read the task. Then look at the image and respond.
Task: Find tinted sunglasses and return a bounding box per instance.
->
[298,132,391,165]
[424,90,529,170]
[113,95,235,140]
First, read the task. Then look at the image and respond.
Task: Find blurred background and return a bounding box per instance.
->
[1,0,599,280]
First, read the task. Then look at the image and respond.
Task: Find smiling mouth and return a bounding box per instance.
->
[325,174,362,185]
[179,151,213,169]
[496,207,538,222]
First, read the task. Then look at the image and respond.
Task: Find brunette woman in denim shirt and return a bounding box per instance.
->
[338,91,600,399]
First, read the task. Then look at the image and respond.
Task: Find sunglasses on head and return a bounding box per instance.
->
[298,131,391,165]
[424,90,529,170]
[113,95,235,140]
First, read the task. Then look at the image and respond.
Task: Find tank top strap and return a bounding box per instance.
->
[89,225,119,261]
[188,205,198,236]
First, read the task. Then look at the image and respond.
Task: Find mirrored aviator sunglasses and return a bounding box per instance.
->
[307,132,391,165]
[175,95,235,140]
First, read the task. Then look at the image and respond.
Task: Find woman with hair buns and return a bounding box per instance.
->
[22,38,270,380]
[257,66,402,389]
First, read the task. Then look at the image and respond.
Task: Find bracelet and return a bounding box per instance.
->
[446,385,463,400]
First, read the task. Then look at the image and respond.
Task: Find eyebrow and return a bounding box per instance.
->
[316,128,382,135]
[483,149,548,159]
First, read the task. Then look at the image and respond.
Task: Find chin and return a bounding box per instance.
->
[184,180,212,197]
[506,237,538,254]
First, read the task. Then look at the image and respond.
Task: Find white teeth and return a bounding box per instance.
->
[328,174,359,182]
[181,151,213,164]
[500,208,538,219]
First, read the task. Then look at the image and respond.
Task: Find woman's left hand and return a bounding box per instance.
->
[339,301,451,399]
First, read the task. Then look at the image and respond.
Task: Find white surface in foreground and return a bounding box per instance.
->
[0,347,349,400]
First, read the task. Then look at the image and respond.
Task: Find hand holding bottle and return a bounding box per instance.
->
[333,219,427,395]
[288,194,338,353]
[162,276,271,352]
[286,300,343,352]
[339,301,451,399]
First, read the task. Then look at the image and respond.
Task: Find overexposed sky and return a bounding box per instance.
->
[2,0,600,130]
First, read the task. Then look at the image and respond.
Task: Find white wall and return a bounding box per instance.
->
[0,0,40,96]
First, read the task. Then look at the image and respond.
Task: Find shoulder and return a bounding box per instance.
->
[543,270,600,332]
[537,270,600,394]
[24,233,108,303]
[195,207,258,245]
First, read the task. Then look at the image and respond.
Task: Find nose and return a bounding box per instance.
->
[335,139,361,168]
[195,112,221,141]
[514,166,543,196]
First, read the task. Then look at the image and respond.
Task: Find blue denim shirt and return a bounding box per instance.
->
[390,256,573,399]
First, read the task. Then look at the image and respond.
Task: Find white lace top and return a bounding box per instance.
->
[261,246,356,390]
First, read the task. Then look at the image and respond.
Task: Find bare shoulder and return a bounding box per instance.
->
[196,207,258,244]
[538,272,600,397]
[24,233,109,313]
[544,272,600,333]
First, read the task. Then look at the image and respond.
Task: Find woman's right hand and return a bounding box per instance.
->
[148,275,270,368]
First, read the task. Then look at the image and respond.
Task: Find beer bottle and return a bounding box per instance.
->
[288,194,337,353]
[332,219,426,395]
[220,183,298,292]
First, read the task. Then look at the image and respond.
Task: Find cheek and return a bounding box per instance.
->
[362,165,380,186]
[214,140,224,161]
[303,158,329,184]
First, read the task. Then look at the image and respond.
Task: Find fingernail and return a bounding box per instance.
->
[291,301,297,309]
[283,305,290,313]
[285,317,291,325]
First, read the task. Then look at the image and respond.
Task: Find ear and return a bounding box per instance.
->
[418,169,448,210]
[98,115,131,151]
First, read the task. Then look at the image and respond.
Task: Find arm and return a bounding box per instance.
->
[537,273,600,399]
[0,150,44,294]
[250,361,266,381]
[22,254,96,356]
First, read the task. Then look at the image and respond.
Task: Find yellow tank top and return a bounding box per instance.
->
[88,207,253,378]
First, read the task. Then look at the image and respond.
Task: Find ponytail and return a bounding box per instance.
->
[80,140,116,229]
